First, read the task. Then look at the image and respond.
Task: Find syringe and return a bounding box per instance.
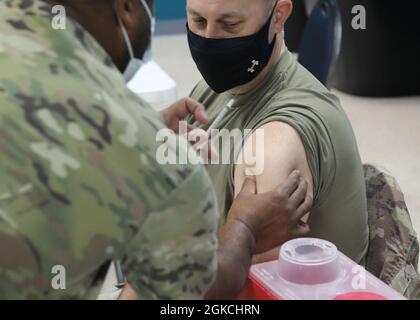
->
[191,99,235,160]
[206,98,236,135]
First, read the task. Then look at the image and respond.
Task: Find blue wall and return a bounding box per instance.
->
[156,0,187,21]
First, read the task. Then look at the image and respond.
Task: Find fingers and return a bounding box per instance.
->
[293,194,313,221]
[182,98,208,125]
[186,124,196,132]
[289,178,308,207]
[188,128,219,162]
[162,98,207,133]
[237,176,257,197]
[181,124,200,135]
[186,128,207,142]
[118,284,139,300]
[291,221,311,238]
[207,142,219,162]
[277,170,301,197]
[252,247,280,265]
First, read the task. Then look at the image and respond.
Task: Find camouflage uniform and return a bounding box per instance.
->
[364,164,420,300]
[0,0,219,299]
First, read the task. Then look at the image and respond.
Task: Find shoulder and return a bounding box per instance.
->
[241,121,309,175]
[269,61,344,121]
[234,120,314,204]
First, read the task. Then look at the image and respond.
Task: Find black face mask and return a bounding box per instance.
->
[187,7,277,93]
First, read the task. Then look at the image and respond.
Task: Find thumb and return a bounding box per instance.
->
[237,176,257,198]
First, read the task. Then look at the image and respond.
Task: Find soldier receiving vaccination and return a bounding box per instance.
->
[0,0,311,299]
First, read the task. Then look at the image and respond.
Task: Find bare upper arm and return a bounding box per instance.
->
[234,121,314,221]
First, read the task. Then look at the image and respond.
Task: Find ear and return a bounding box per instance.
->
[272,0,293,33]
[115,0,138,29]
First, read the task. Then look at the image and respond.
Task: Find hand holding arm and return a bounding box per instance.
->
[204,171,311,300]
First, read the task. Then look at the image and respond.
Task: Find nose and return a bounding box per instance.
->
[203,23,223,39]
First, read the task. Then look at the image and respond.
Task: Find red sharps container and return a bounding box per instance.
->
[245,238,405,300]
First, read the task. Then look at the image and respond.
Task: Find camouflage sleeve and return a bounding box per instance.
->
[0,221,49,299]
[122,159,219,300]
[0,0,220,299]
[364,164,420,300]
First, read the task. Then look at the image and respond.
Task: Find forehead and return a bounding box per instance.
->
[187,0,264,18]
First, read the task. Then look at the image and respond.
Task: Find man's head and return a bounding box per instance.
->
[46,0,154,74]
[186,0,293,93]
[187,0,292,42]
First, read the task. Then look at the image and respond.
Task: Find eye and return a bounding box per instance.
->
[223,21,241,31]
[193,18,207,28]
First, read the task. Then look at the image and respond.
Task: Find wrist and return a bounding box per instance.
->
[224,217,257,255]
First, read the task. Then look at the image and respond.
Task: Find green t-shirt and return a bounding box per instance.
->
[190,49,369,263]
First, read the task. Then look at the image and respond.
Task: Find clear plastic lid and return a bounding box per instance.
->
[277,238,340,284]
[280,238,338,265]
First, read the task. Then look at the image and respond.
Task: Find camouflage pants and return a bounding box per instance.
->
[364,164,420,300]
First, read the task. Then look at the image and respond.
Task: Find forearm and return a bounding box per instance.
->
[204,219,256,300]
